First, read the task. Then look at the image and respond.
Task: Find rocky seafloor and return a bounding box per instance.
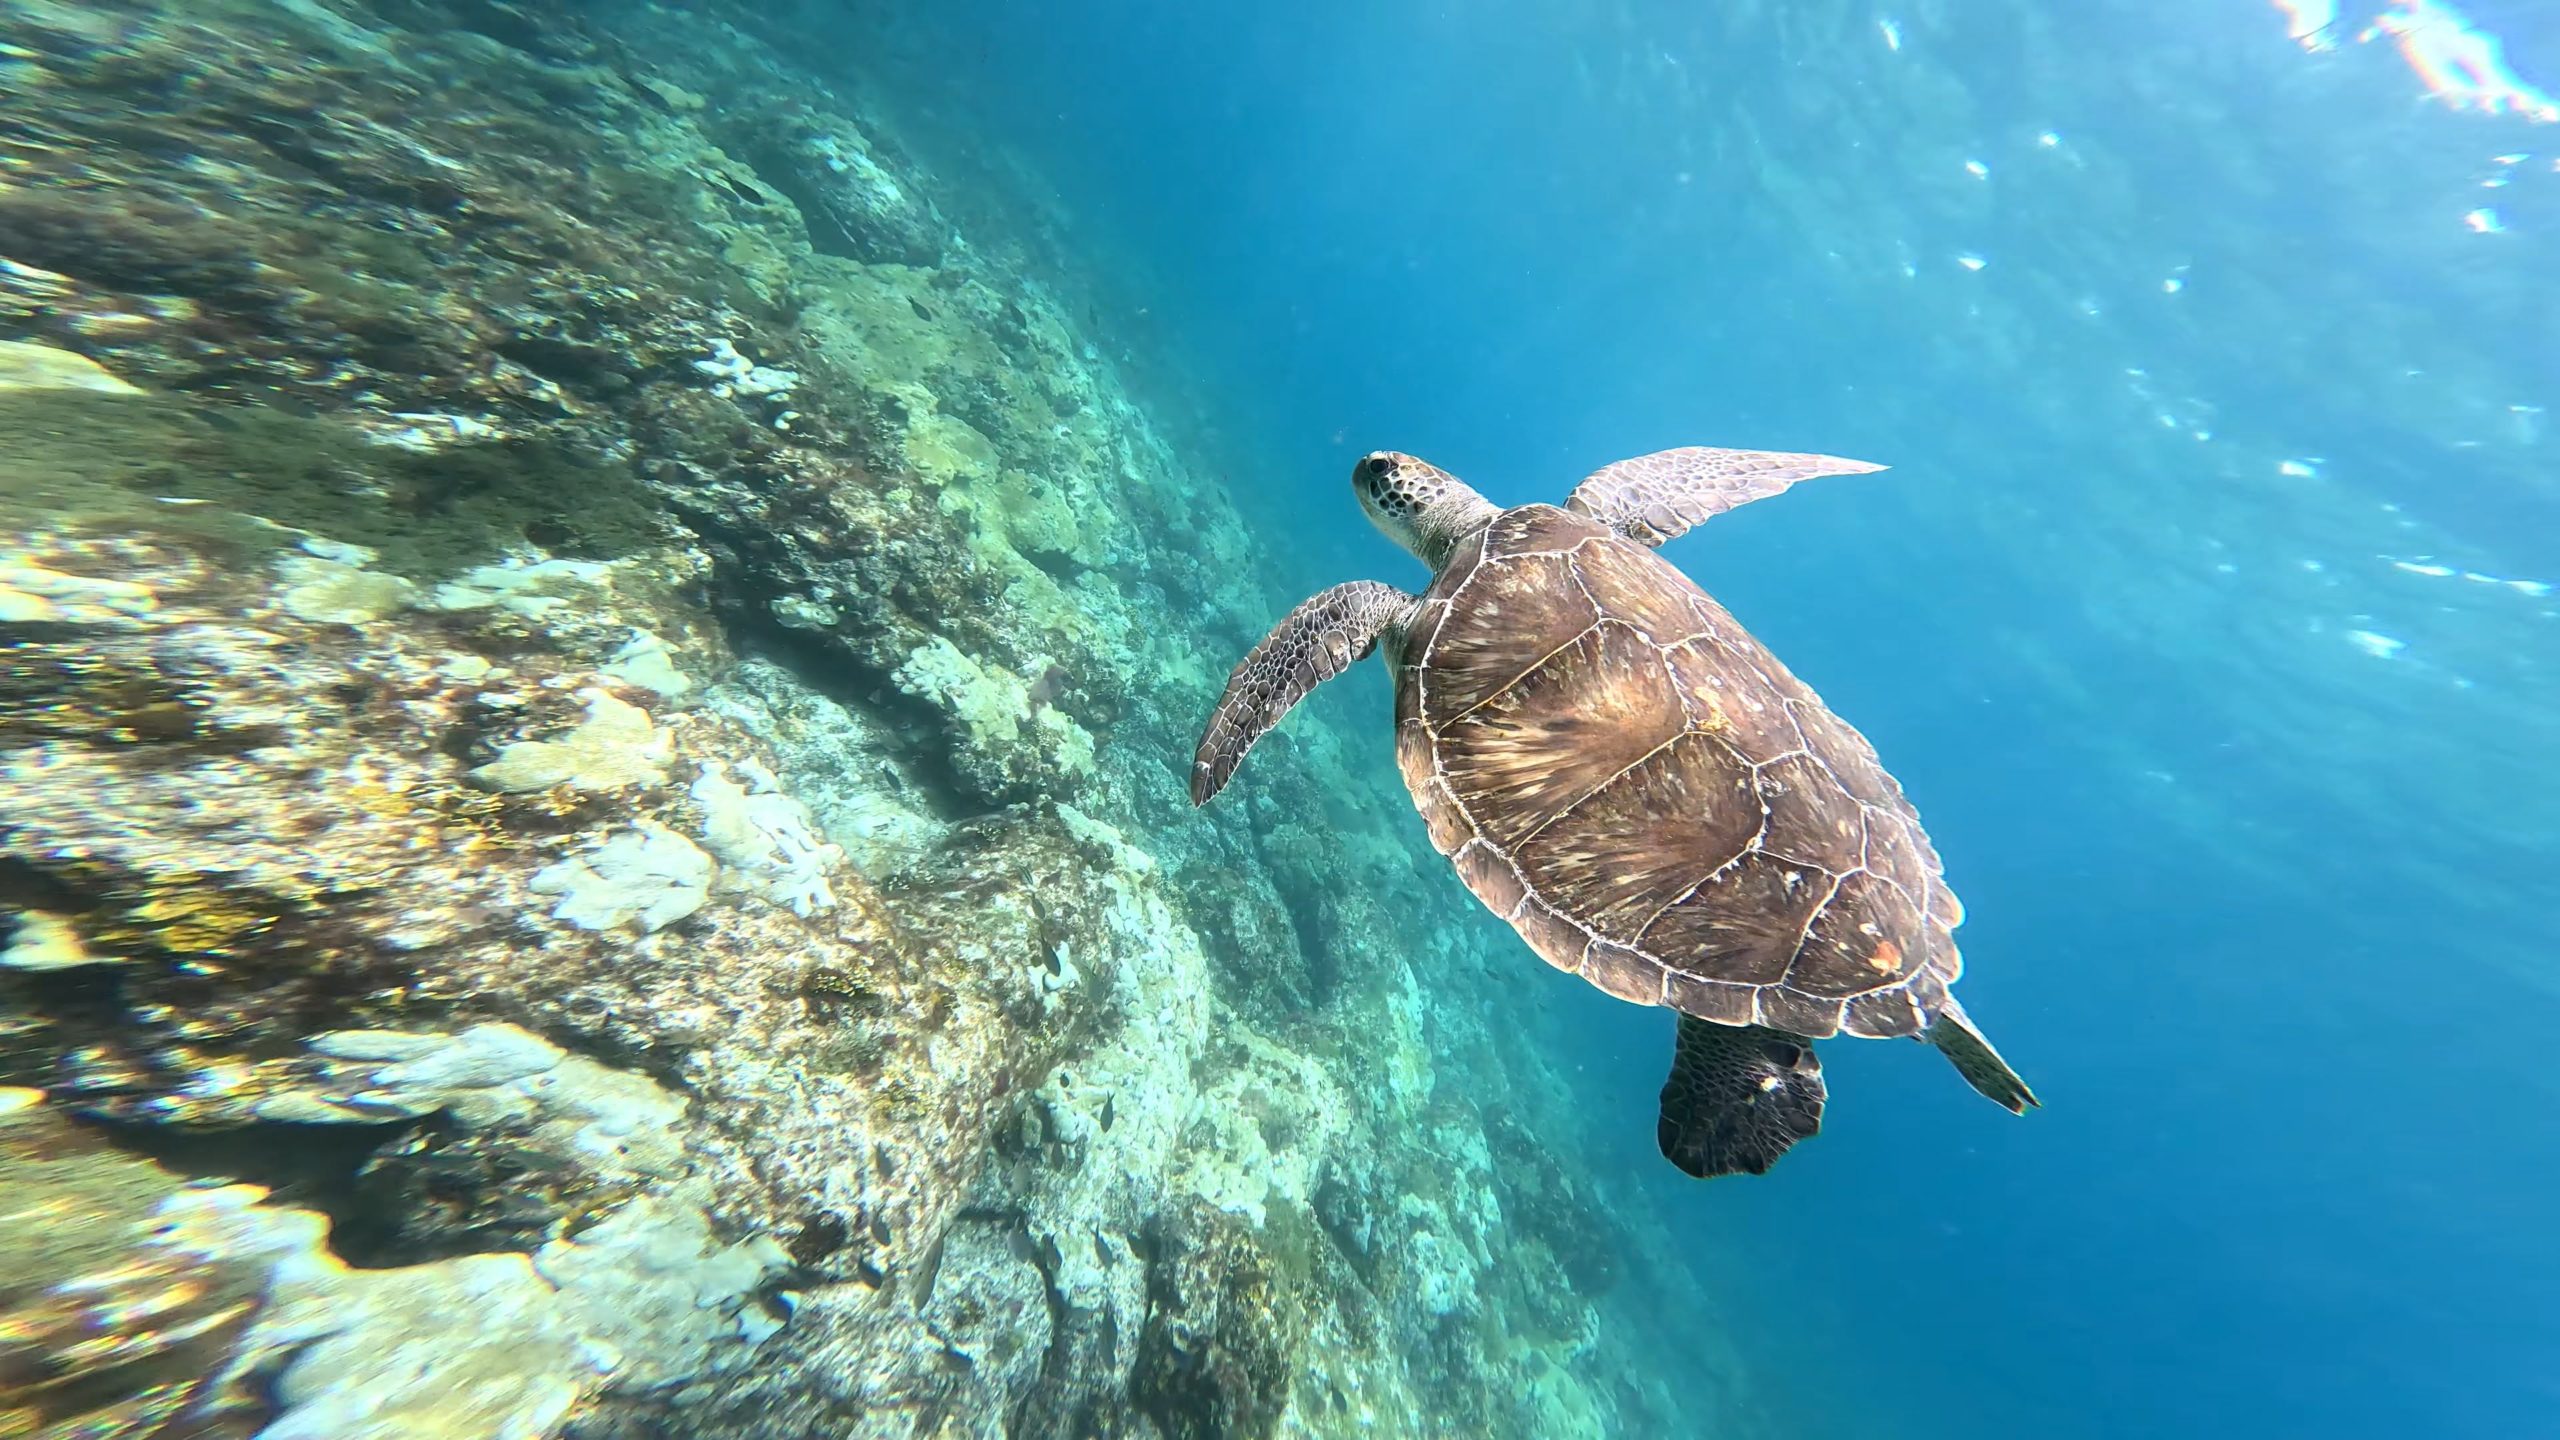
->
[0,3,1765,1436]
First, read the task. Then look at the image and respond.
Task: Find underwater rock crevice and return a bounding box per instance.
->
[732,135,874,263]
[72,1108,432,1262]
[407,0,576,60]
[708,594,987,828]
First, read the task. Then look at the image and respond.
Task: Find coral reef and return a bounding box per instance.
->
[0,1083,782,1440]
[0,0,1754,1436]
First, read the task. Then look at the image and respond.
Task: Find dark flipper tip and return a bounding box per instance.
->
[1656,1018,1826,1180]
[1186,761,1218,807]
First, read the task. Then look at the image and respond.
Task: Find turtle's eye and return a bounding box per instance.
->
[1768,1043,1803,1068]
[1366,456,1395,479]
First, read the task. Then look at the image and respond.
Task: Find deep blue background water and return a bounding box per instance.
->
[843,2,2559,1435]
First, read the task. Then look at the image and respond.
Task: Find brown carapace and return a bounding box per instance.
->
[1192,446,2035,1178]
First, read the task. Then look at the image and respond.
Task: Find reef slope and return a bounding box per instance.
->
[0,2,1765,1436]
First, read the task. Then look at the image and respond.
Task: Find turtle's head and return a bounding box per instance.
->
[1353,452,1496,568]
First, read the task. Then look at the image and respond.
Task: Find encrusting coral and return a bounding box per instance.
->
[0,1,1761,1437]
[474,688,677,794]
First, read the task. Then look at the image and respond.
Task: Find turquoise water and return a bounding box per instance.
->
[862,3,2560,1435]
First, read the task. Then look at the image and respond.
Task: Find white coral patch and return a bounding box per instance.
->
[605,628,693,698]
[0,560,157,624]
[532,823,714,932]
[212,1024,781,1438]
[2,911,110,970]
[277,555,419,625]
[895,635,1024,743]
[473,689,671,793]
[0,338,143,393]
[694,337,798,400]
[431,556,617,617]
[691,759,841,916]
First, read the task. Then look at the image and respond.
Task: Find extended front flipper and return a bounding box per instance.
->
[1656,1016,1827,1179]
[1566,446,1886,547]
[1190,580,1417,805]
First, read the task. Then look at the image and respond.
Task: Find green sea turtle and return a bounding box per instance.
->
[1191,446,2036,1178]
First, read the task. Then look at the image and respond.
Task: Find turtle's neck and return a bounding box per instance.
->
[1412,491,1502,570]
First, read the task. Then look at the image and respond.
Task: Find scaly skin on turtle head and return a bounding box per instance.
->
[1353,451,1499,569]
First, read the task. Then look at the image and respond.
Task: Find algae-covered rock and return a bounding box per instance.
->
[917,1216,1058,1412]
[893,634,1096,801]
[0,391,663,580]
[0,1089,280,1437]
[0,1078,786,1440]
[1132,1199,1309,1440]
[742,122,946,267]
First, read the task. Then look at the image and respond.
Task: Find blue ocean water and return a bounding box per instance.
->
[9,0,2554,1434]
[854,3,2560,1436]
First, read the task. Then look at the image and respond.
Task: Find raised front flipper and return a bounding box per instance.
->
[1190,580,1417,805]
[1566,446,1886,547]
[1656,1016,1827,1179]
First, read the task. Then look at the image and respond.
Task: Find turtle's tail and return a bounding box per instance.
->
[1655,1017,1825,1179]
[1926,1001,2039,1113]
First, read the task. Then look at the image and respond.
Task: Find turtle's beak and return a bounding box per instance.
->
[1351,451,1408,520]
[1352,452,1401,538]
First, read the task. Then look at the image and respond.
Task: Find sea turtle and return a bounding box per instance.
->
[1190,446,2036,1178]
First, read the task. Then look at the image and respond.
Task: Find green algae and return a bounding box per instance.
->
[0,390,662,578]
[0,646,220,749]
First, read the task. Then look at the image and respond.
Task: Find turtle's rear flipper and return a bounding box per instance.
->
[1190,580,1416,805]
[1656,1017,1826,1179]
[1925,1001,2039,1114]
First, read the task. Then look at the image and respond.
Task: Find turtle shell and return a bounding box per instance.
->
[1395,504,1962,1041]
